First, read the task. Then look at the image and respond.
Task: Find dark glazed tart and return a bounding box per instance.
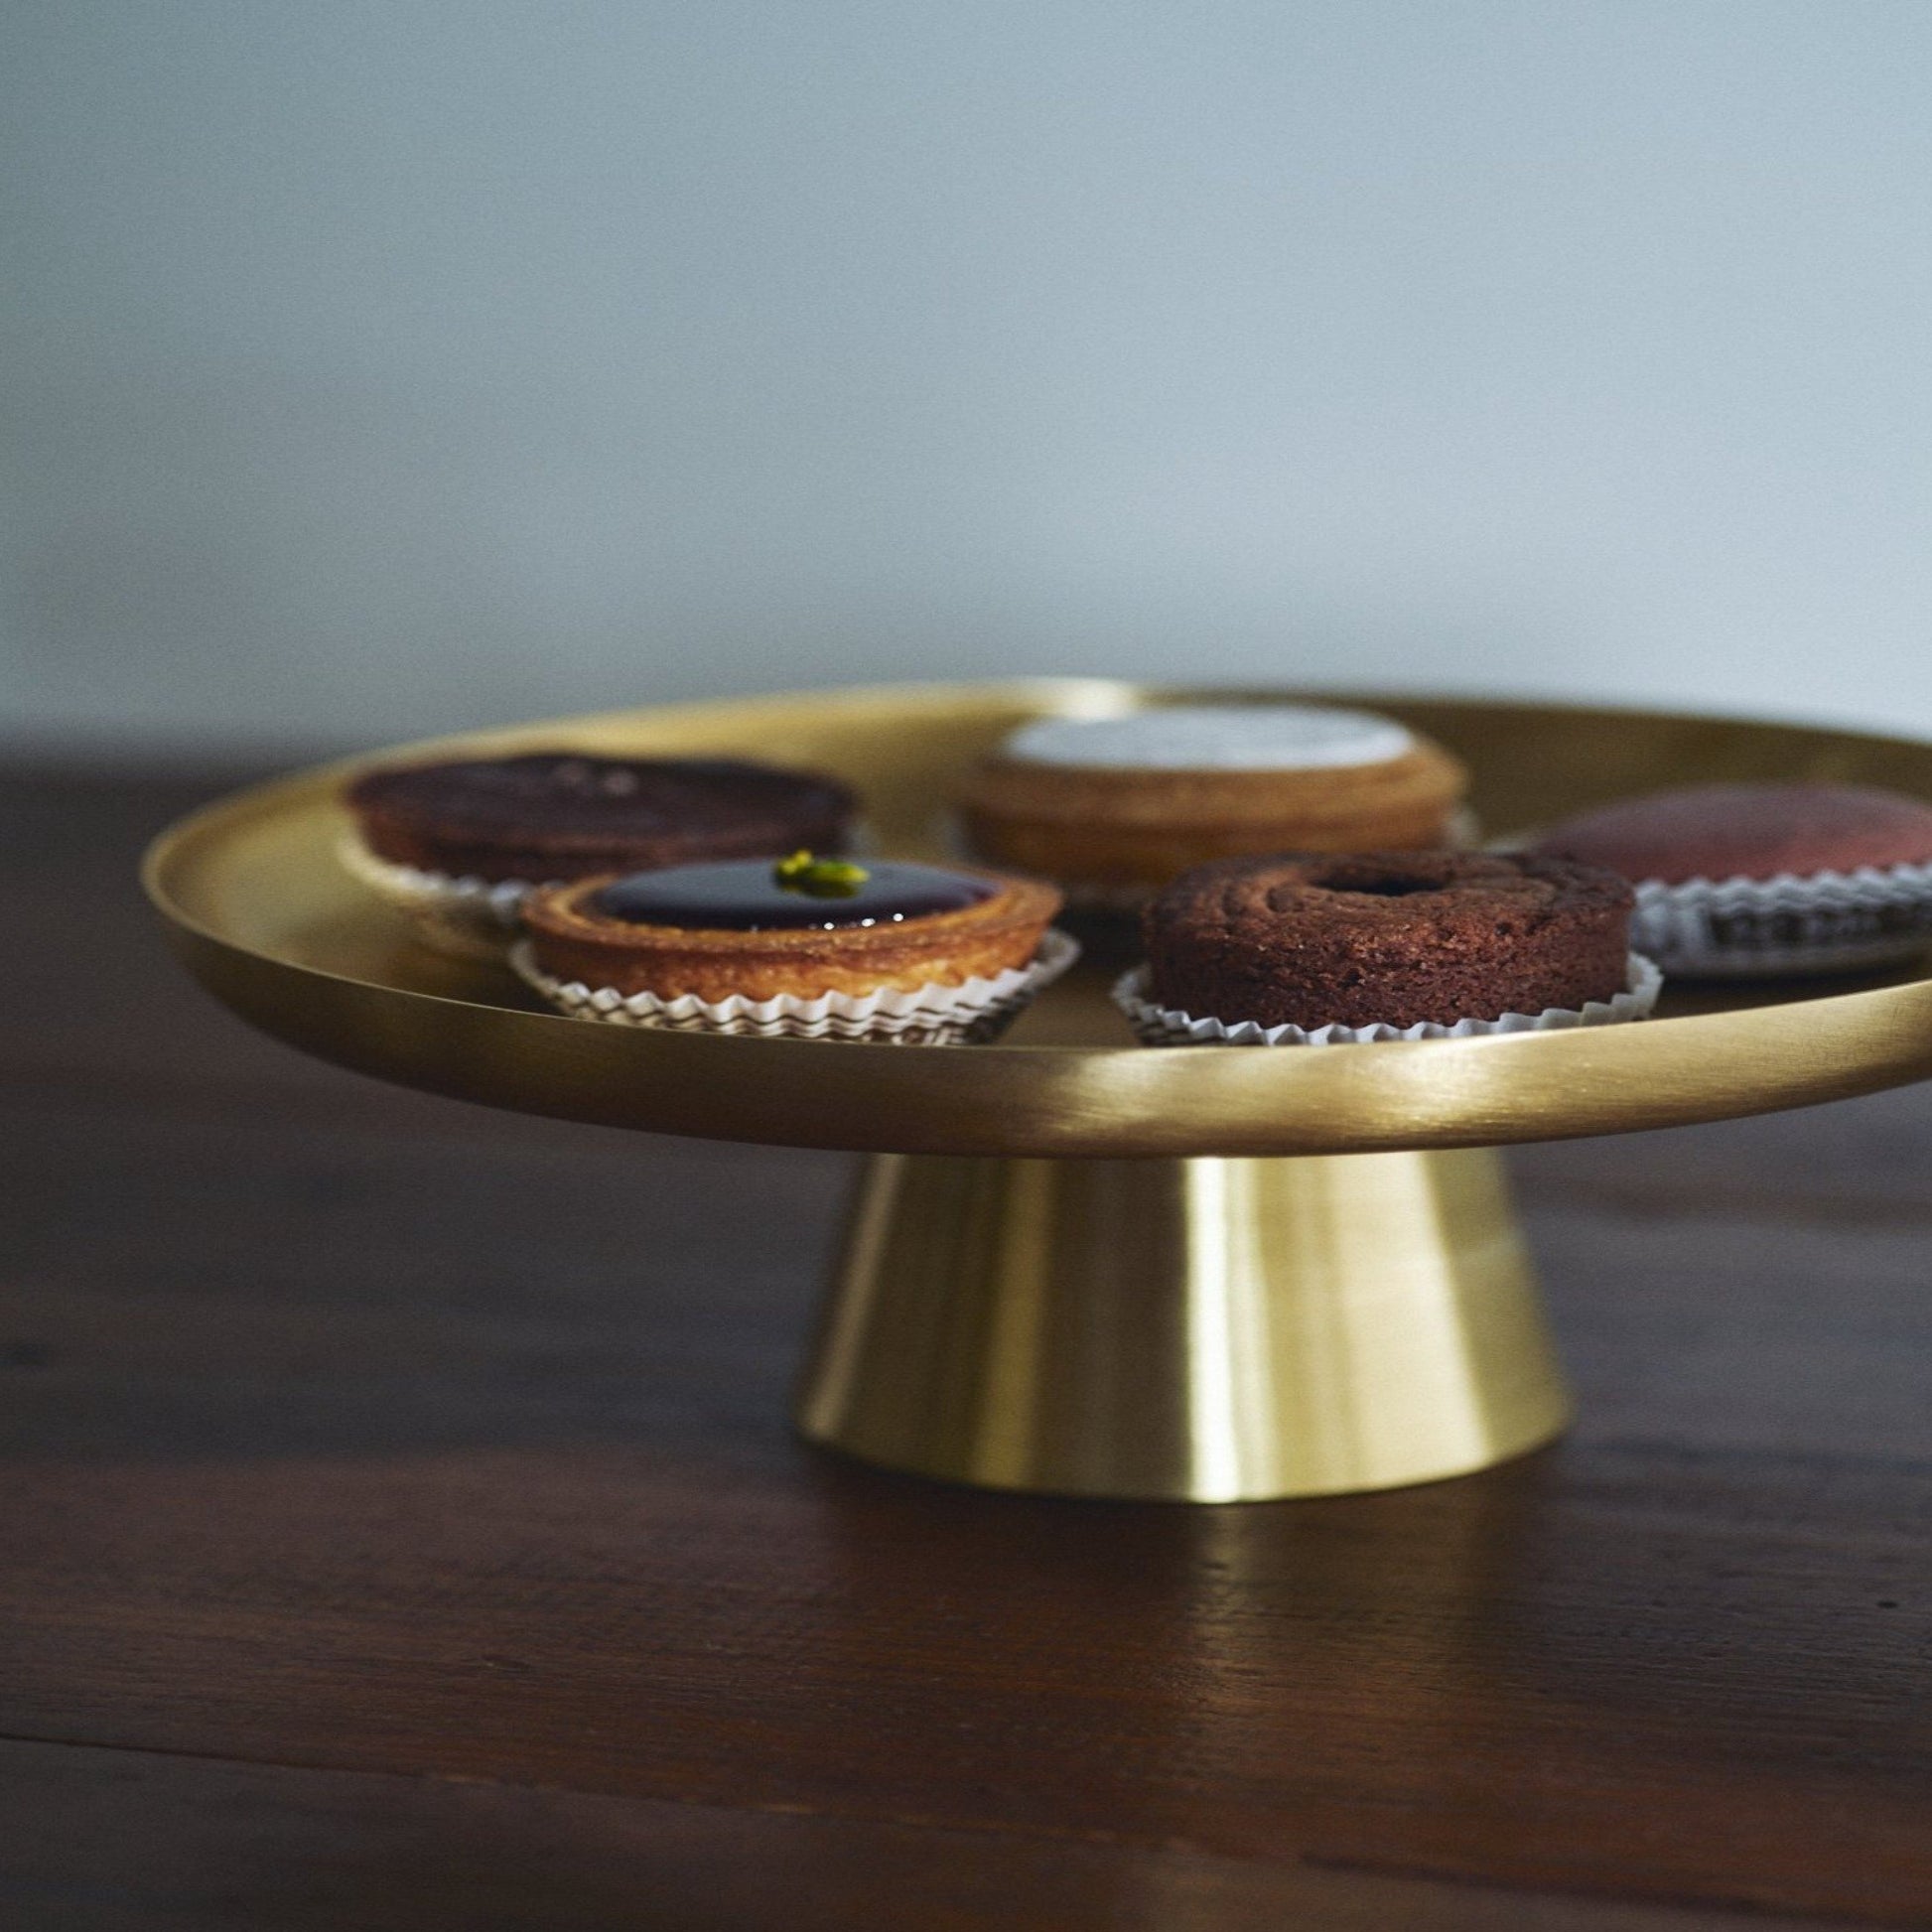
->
[1143,851,1632,1031]
[345,753,858,884]
[524,855,1063,1003]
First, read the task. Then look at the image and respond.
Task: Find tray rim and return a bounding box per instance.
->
[143,678,1932,1157]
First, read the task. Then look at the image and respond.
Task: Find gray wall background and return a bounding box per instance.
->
[6,2,1931,754]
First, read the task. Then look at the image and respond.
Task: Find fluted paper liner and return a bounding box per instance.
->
[511,927,1081,1044]
[1113,951,1662,1046]
[1630,862,1932,978]
[338,835,539,961]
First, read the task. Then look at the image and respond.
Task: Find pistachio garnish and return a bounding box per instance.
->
[772,850,870,898]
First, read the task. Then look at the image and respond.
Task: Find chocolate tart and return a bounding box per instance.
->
[957,706,1468,899]
[1141,850,1633,1032]
[523,856,1063,1004]
[346,753,858,885]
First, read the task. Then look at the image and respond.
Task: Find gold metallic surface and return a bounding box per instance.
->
[798,1148,1568,1500]
[143,680,1932,1159]
[142,681,1932,1498]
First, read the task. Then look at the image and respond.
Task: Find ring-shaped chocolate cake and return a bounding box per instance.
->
[1143,851,1633,1031]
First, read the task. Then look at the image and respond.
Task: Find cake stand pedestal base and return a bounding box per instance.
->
[796,1148,1570,1501]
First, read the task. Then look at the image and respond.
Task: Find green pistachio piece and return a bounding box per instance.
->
[772,850,870,898]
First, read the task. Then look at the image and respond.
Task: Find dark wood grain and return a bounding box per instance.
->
[4,1740,1862,1932]
[3,766,1930,1928]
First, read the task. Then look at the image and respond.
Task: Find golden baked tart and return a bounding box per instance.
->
[958,705,1467,902]
[523,853,1062,1005]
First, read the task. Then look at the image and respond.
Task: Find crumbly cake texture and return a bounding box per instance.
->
[523,863,1062,1003]
[1144,851,1632,1031]
[1532,782,1932,887]
[1000,706,1416,770]
[345,754,858,884]
[959,709,1467,889]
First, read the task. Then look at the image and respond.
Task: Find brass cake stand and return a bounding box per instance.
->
[144,682,1932,1501]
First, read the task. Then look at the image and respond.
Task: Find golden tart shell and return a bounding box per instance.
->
[523,866,1062,1003]
[958,741,1467,888]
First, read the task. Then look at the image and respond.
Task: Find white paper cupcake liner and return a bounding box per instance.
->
[509,926,1081,1044]
[338,835,541,960]
[1113,951,1662,1046]
[1631,863,1932,978]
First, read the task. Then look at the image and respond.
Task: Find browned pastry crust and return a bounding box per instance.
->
[1144,851,1632,1030]
[524,866,1062,1002]
[346,754,858,884]
[958,742,1467,888]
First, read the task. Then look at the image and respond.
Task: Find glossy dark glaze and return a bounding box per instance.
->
[591,860,995,931]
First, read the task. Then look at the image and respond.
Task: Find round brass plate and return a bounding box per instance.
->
[143,679,1932,1157]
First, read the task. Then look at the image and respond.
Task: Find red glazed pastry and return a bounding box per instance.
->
[1531,783,1932,886]
[1530,782,1932,978]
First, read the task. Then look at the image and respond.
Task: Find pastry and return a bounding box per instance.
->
[521,851,1063,1020]
[1139,850,1633,1032]
[342,752,859,959]
[1530,783,1932,977]
[957,705,1468,901]
[1531,783,1932,884]
[346,753,858,884]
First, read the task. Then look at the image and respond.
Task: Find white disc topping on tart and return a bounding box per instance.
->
[999,705,1415,772]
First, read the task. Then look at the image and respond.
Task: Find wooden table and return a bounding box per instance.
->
[5,764,1930,1930]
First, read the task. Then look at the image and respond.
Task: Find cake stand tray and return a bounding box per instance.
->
[144,682,1932,1500]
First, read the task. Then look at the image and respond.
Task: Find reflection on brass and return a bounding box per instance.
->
[141,680,1932,1498]
[798,1149,1566,1500]
[143,680,1932,1159]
